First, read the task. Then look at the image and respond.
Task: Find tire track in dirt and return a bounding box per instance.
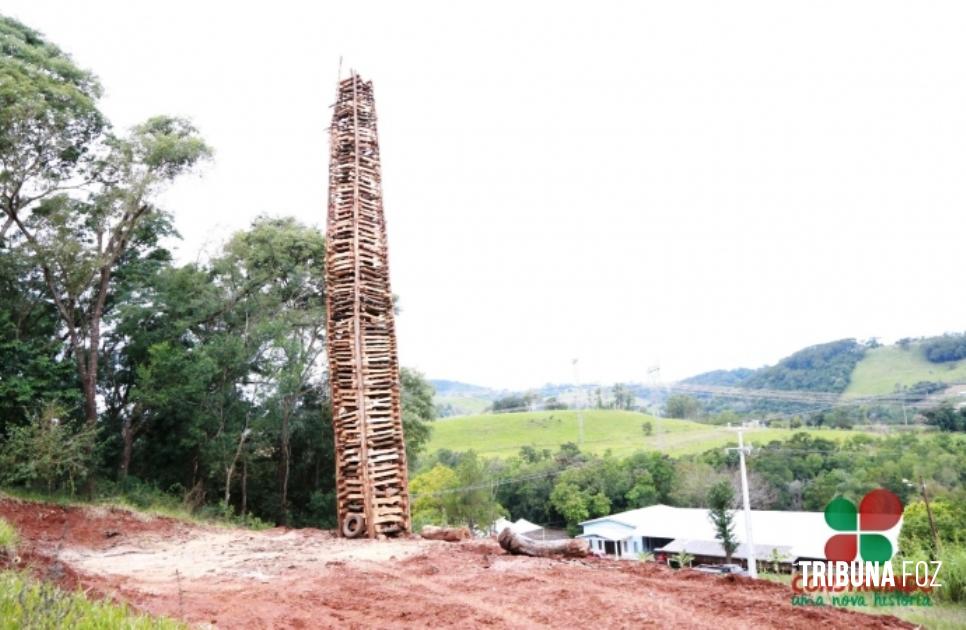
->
[356,558,553,628]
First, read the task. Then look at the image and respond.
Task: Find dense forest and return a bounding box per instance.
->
[682,338,868,394]
[921,332,966,363]
[0,16,435,527]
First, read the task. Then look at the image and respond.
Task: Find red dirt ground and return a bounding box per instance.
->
[0,496,913,629]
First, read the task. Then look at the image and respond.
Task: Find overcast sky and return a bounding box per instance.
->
[7,1,966,389]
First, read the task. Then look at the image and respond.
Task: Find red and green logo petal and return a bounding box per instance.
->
[858,489,903,531]
[825,533,858,562]
[823,489,902,563]
[859,534,893,563]
[824,496,857,531]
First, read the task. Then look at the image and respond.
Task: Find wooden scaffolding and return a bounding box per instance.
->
[325,71,411,538]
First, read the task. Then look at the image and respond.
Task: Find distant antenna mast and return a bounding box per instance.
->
[572,358,585,446]
[646,363,661,412]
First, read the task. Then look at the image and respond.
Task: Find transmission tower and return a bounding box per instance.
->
[326,71,410,538]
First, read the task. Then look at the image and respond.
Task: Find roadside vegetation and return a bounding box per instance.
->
[0,571,184,630]
[2,517,181,628]
[0,519,16,559]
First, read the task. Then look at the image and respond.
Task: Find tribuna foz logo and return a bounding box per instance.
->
[793,489,943,593]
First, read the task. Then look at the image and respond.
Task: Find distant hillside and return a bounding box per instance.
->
[845,342,966,396]
[742,338,866,393]
[681,339,867,394]
[681,368,755,387]
[429,379,500,399]
[426,409,871,458]
[430,334,966,419]
[430,379,503,417]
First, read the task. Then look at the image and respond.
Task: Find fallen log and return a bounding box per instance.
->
[497,527,589,558]
[420,525,471,542]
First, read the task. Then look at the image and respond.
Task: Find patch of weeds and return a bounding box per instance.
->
[0,570,185,629]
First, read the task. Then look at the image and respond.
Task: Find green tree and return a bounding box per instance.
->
[0,16,105,228]
[443,451,503,531]
[410,464,459,528]
[899,499,966,554]
[923,404,966,432]
[1,16,106,432]
[612,383,634,410]
[0,243,78,431]
[625,472,659,508]
[544,397,568,410]
[5,115,209,431]
[550,482,590,531]
[212,216,326,523]
[707,480,738,564]
[664,394,702,419]
[400,367,436,465]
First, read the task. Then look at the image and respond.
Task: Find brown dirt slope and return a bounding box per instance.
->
[0,497,911,629]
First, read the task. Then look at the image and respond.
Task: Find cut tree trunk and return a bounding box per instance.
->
[497,528,589,558]
[420,526,471,542]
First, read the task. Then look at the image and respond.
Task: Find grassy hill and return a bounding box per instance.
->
[845,344,966,396]
[426,409,872,458]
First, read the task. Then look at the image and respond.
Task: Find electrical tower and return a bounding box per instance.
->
[326,71,410,538]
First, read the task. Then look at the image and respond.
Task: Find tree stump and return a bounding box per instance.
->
[420,525,471,542]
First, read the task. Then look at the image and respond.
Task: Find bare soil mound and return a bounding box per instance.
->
[0,497,912,629]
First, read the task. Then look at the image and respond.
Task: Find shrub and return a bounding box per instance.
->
[0,571,185,628]
[936,545,966,604]
[0,519,17,558]
[672,550,694,568]
[0,405,96,495]
[895,541,966,604]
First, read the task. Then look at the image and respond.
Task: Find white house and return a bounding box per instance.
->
[492,517,542,536]
[578,504,901,564]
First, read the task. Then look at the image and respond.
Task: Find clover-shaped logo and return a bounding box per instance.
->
[824,489,902,563]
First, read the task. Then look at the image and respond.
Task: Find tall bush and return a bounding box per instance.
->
[0,405,96,494]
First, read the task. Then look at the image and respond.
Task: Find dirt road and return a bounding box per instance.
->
[0,497,911,629]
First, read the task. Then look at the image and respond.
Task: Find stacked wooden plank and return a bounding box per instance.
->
[325,72,411,538]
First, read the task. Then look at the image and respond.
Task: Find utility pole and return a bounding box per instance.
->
[919,476,941,556]
[727,428,758,578]
[904,476,941,556]
[572,358,585,447]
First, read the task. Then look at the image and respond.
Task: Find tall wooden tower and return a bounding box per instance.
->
[325,72,410,538]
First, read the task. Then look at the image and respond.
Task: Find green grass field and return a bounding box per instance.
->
[845,345,966,397]
[426,409,871,458]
